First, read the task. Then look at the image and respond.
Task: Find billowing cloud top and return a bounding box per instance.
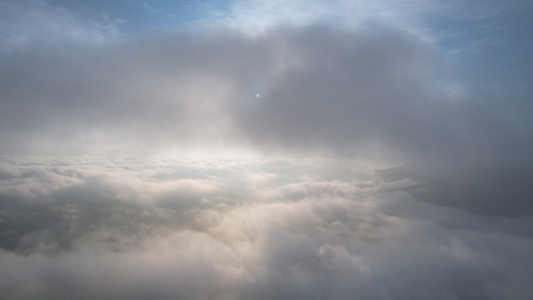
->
[1,156,533,299]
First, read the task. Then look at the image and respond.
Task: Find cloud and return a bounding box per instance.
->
[0,0,119,50]
[1,156,533,299]
[224,0,533,43]
[376,161,533,217]
[1,2,532,299]
[1,22,531,164]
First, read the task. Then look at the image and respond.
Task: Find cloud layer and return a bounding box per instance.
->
[1,2,533,298]
[1,156,533,299]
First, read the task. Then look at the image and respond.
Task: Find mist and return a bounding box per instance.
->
[1,1,533,299]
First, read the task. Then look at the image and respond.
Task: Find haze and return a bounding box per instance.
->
[1,1,533,299]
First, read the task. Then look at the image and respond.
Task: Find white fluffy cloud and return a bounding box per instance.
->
[1,156,532,299]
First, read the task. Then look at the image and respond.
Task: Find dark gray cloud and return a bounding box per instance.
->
[1,156,533,299]
[376,162,533,217]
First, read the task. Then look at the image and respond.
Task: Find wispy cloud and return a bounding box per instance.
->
[0,0,119,50]
[222,0,533,50]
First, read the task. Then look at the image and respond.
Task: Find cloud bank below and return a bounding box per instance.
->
[1,156,533,299]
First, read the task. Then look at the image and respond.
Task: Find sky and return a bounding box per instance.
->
[1,0,533,299]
